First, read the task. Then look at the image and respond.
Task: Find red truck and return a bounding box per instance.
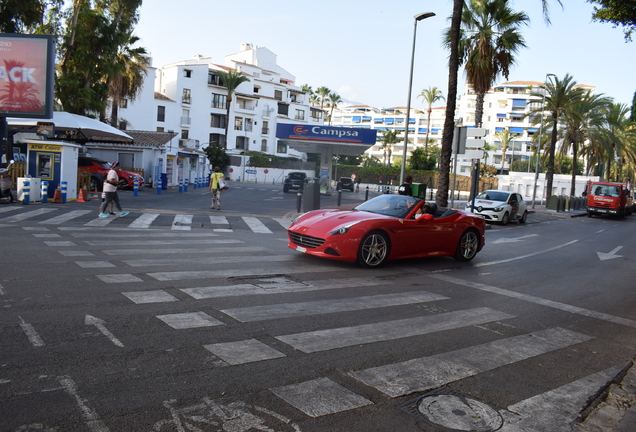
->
[586,181,634,218]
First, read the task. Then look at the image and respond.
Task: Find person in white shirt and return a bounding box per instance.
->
[99,161,129,218]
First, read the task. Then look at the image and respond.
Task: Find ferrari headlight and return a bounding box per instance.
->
[329,221,361,235]
[290,213,307,226]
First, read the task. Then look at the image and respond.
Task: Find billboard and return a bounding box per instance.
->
[0,33,54,119]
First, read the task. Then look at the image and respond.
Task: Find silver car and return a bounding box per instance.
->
[466,190,528,225]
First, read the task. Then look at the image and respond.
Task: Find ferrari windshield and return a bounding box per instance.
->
[355,195,421,218]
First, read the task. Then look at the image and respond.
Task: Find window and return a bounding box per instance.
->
[211,94,226,109]
[310,108,322,121]
[183,69,192,78]
[210,114,226,128]
[245,118,253,132]
[157,127,164,132]
[295,109,305,120]
[278,103,289,116]
[274,90,283,101]
[119,98,128,108]
[208,72,222,86]
[236,136,248,150]
[261,139,267,152]
[262,120,269,134]
[181,129,189,139]
[157,106,165,122]
[277,141,287,153]
[182,88,191,104]
[254,85,260,93]
[234,117,243,131]
[209,133,225,147]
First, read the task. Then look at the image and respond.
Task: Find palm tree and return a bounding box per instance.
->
[494,128,518,173]
[417,86,445,152]
[309,94,319,106]
[380,129,401,167]
[327,92,342,125]
[215,69,250,150]
[316,86,330,110]
[528,74,584,201]
[445,0,529,128]
[592,102,635,181]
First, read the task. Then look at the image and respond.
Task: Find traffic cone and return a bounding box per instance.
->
[53,185,62,203]
[82,186,89,201]
[76,187,86,203]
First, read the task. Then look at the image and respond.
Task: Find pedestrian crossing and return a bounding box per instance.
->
[11,229,629,431]
[1,206,291,233]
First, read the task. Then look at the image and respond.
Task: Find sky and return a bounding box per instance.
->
[133,0,635,110]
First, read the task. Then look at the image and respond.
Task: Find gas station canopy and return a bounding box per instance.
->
[276,124,376,156]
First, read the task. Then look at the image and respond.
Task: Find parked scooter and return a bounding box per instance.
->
[0,160,16,203]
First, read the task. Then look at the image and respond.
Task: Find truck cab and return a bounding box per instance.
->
[586,181,633,218]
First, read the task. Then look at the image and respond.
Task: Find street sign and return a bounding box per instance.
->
[463,150,484,159]
[466,139,485,149]
[245,169,257,174]
[466,128,486,137]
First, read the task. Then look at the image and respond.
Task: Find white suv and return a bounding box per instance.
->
[466,190,528,225]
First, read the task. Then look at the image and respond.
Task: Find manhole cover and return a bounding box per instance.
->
[399,388,503,432]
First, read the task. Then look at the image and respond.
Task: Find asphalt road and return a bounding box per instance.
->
[1,182,635,432]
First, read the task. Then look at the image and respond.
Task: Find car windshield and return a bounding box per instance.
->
[476,191,509,202]
[355,195,421,218]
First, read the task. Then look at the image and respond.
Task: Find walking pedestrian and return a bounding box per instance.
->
[209,166,225,210]
[99,161,129,218]
[398,175,414,196]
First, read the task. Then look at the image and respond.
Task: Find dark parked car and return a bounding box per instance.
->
[283,172,307,193]
[78,156,145,192]
[337,177,355,191]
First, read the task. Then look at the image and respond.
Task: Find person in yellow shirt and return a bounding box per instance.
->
[209,166,225,210]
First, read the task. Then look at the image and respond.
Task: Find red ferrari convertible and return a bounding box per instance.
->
[287,194,486,268]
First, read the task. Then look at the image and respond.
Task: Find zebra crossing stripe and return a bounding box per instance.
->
[0,207,21,214]
[349,327,593,397]
[1,207,57,222]
[242,217,272,233]
[85,239,223,246]
[39,210,93,224]
[85,216,115,227]
[222,291,450,322]
[127,213,160,229]
[172,214,193,230]
[209,215,229,225]
[101,243,249,256]
[272,218,291,229]
[276,307,514,354]
[72,231,219,239]
[148,264,343,281]
[123,254,297,267]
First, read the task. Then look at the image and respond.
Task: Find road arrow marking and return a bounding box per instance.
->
[85,315,124,347]
[597,246,623,261]
[492,234,538,244]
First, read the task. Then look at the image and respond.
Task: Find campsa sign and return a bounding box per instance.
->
[276,124,377,144]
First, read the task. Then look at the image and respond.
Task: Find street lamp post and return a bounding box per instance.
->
[531,73,556,208]
[399,11,436,185]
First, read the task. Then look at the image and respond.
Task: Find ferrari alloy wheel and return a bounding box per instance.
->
[454,229,479,261]
[358,231,390,268]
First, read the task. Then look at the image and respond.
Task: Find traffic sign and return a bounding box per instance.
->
[245,169,257,174]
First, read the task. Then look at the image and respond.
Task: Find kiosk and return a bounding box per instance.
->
[24,139,80,201]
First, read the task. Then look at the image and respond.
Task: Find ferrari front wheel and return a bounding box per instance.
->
[454,229,479,261]
[358,231,390,268]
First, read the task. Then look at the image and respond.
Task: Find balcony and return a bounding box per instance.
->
[180,116,191,125]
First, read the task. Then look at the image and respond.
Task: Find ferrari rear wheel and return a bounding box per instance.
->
[358,231,390,268]
[454,229,479,261]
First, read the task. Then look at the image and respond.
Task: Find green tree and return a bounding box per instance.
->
[630,91,636,122]
[327,92,342,126]
[494,128,519,173]
[417,86,445,152]
[315,86,330,110]
[379,129,401,167]
[0,0,62,33]
[445,0,529,128]
[588,0,636,41]
[204,144,230,172]
[215,69,250,150]
[409,147,438,171]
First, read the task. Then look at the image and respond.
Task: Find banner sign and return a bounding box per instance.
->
[0,33,55,118]
[276,123,377,145]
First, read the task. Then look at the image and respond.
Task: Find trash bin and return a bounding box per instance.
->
[302,177,320,212]
[411,183,427,199]
[160,173,168,190]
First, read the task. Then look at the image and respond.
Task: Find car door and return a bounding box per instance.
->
[508,193,519,220]
[516,194,527,217]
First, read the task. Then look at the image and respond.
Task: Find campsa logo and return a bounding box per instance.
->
[293,125,308,135]
[311,127,359,138]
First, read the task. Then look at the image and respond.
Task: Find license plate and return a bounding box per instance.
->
[296,246,307,253]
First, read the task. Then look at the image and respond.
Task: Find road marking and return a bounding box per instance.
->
[430,273,636,328]
[209,215,229,225]
[172,214,193,230]
[101,243,252,256]
[0,207,21,214]
[58,376,110,432]
[271,377,373,417]
[492,234,538,244]
[32,233,61,238]
[86,239,222,246]
[59,250,95,256]
[350,327,592,397]
[472,240,579,267]
[223,291,450,322]
[148,264,343,281]
[84,216,115,227]
[0,208,57,222]
[44,240,77,247]
[18,316,45,347]
[0,283,4,295]
[204,339,286,365]
[122,290,179,304]
[273,217,291,229]
[39,210,93,224]
[76,261,116,268]
[71,231,219,238]
[157,311,224,329]
[96,274,143,283]
[500,365,623,431]
[122,254,295,267]
[276,307,514,353]
[85,315,124,347]
[127,212,159,229]
[242,216,272,233]
[597,246,623,261]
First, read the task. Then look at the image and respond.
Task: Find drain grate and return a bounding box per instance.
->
[398,387,503,432]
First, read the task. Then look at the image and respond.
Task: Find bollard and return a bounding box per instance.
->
[238,176,241,183]
[133,178,139,196]
[272,179,275,185]
[193,177,197,190]
[41,181,48,203]
[23,180,30,205]
[61,181,67,203]
[184,178,189,192]
[255,177,258,184]
[365,185,369,201]
[337,189,342,206]
[178,178,183,193]
[296,190,302,213]
[156,177,162,194]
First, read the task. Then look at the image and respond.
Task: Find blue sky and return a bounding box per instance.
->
[134,0,635,109]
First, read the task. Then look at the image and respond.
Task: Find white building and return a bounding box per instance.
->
[118,43,323,186]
